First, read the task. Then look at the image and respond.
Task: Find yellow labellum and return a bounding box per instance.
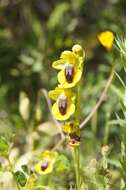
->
[98,31,114,50]
[49,88,76,121]
[35,151,57,175]
[58,67,82,88]
[52,101,75,120]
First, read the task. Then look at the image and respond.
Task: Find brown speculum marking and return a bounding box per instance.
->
[41,160,49,171]
[69,133,80,145]
[65,64,74,83]
[58,94,67,115]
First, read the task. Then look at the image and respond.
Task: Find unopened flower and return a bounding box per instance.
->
[52,45,84,88]
[72,44,85,58]
[63,121,79,134]
[69,133,80,146]
[49,87,76,120]
[35,151,57,175]
[98,31,114,50]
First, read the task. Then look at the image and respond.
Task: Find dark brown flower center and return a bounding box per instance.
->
[65,64,74,83]
[69,133,80,145]
[41,160,49,171]
[58,94,67,115]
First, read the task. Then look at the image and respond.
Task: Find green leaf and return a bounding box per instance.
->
[123,90,126,107]
[121,55,126,73]
[110,84,124,100]
[14,171,27,187]
[47,2,69,29]
[107,119,126,127]
[0,136,9,157]
[55,155,70,173]
[38,122,60,136]
[21,165,33,176]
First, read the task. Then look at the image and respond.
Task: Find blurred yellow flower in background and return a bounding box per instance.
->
[98,31,114,50]
[35,151,57,175]
[49,87,76,120]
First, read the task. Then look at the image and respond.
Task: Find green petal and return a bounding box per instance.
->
[48,88,63,100]
[60,51,78,64]
[52,59,66,70]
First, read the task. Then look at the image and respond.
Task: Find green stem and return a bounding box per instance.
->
[76,84,81,123]
[103,113,110,144]
[7,157,21,190]
[72,83,82,190]
[72,146,81,190]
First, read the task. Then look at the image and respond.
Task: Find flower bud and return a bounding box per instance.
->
[69,133,80,146]
[72,44,84,57]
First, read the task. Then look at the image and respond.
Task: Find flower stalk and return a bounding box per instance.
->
[49,44,85,189]
[7,156,21,190]
[72,146,80,190]
[72,81,82,190]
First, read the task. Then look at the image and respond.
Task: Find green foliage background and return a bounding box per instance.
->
[0,0,126,189]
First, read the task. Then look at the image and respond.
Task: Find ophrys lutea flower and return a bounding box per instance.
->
[49,87,76,120]
[52,45,85,88]
[35,151,58,175]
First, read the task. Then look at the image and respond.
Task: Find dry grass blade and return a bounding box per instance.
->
[80,64,116,129]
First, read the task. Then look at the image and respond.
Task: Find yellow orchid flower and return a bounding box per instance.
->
[98,31,114,50]
[57,64,82,88]
[35,151,58,175]
[49,87,76,121]
[52,45,84,88]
